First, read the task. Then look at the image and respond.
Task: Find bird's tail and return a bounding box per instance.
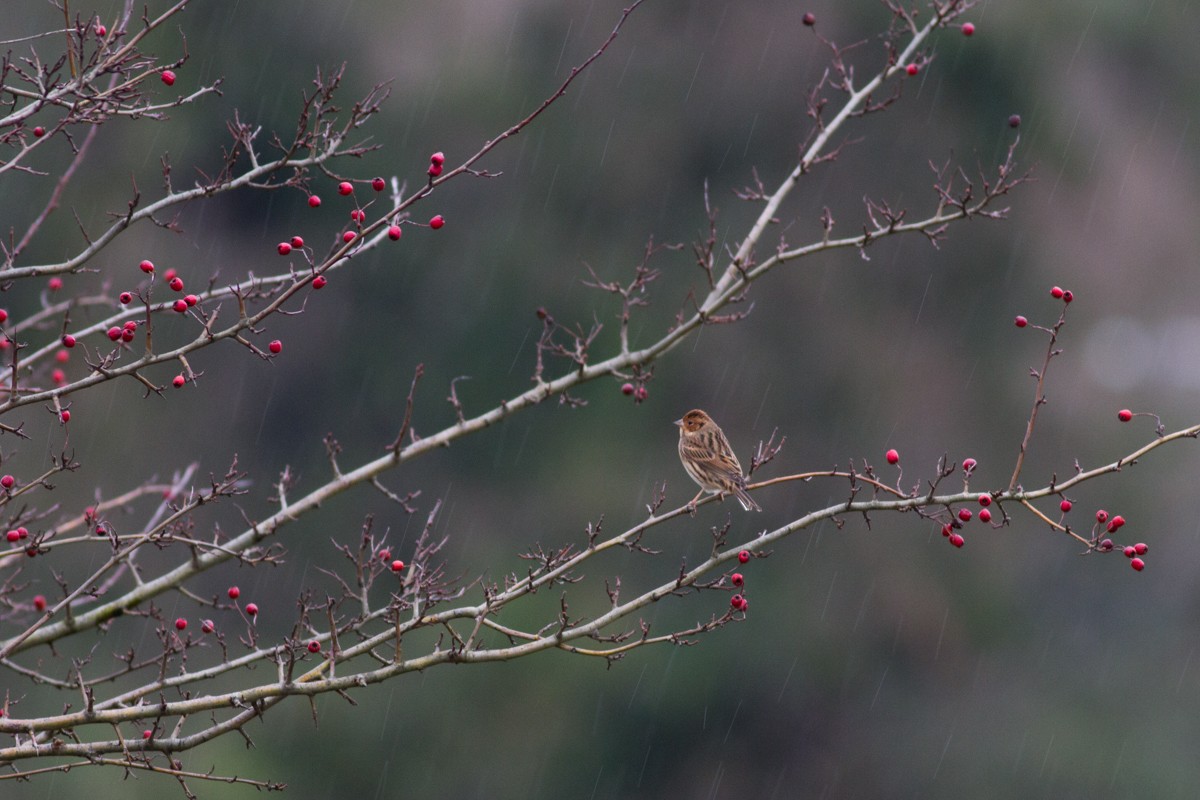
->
[734,486,761,512]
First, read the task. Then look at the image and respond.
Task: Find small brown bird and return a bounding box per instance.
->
[675,409,761,511]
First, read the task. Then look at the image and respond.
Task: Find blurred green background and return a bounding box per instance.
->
[3,0,1200,797]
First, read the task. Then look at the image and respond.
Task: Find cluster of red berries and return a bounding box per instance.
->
[620,382,649,403]
[297,177,407,259]
[1015,286,1075,329]
[940,523,966,548]
[277,235,304,256]
[729,549,752,612]
[166,585,260,636]
[1092,510,1146,571]
[378,547,407,574]
[428,151,445,178]
[942,458,981,546]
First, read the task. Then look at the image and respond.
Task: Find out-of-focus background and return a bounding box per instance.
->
[3,0,1199,797]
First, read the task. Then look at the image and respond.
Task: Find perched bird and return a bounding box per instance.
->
[675,409,761,511]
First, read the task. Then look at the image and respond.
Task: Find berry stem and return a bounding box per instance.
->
[1008,308,1067,492]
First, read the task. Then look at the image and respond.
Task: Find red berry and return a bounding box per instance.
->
[388,225,402,241]
[201,619,214,634]
[1099,538,1114,552]
[1108,515,1126,531]
[120,328,134,343]
[168,276,184,292]
[1009,114,1022,128]
[338,181,353,196]
[634,386,648,401]
[1062,290,1073,303]
[1133,542,1147,555]
[427,164,443,178]
[941,524,953,537]
[107,326,122,341]
[1058,499,1072,513]
[905,63,919,76]
[33,594,46,611]
[48,277,62,291]
[1,475,14,489]
[308,640,321,653]
[1014,315,1027,328]
[978,508,992,523]
[290,236,304,249]
[161,70,176,86]
[949,533,965,548]
[372,177,386,191]
[52,369,65,384]
[172,299,187,313]
[962,458,977,473]
[55,348,69,363]
[430,151,445,166]
[6,530,18,542]
[0,309,6,323]
[350,209,366,223]
[308,195,321,208]
[1117,409,1132,422]
[1096,509,1108,523]
[978,494,991,507]
[621,383,634,395]
[1122,546,1135,558]
[731,572,744,587]
[268,339,282,354]
[96,24,106,36]
[312,275,327,289]
[245,603,259,617]
[885,448,900,465]
[139,259,155,273]
[730,594,744,609]
[802,12,816,25]
[33,126,45,138]
[164,268,177,281]
[62,334,76,348]
[378,549,392,561]
[1050,286,1064,299]
[143,730,152,740]
[172,374,185,388]
[227,586,240,600]
[391,559,405,572]
[277,242,292,256]
[962,22,975,36]
[737,550,750,564]
[174,618,187,631]
[1130,557,1145,572]
[184,294,198,307]
[430,214,445,229]
[342,231,356,243]
[958,508,972,522]
[17,527,27,539]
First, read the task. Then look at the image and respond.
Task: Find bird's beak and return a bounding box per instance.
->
[673,418,683,427]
